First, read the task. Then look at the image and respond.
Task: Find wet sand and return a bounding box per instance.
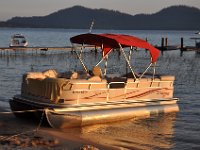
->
[0,107,112,150]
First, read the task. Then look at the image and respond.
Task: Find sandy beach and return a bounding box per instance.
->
[0,107,113,150]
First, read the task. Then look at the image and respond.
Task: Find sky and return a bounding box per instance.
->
[0,0,200,21]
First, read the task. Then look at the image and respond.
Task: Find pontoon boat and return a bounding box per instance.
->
[10,33,179,128]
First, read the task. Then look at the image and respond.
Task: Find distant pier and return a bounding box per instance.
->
[155,37,200,55]
[0,45,98,55]
[0,46,81,51]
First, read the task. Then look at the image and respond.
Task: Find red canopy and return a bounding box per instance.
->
[70,33,160,63]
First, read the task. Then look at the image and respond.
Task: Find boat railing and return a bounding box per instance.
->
[67,79,174,103]
[22,74,174,103]
[126,79,174,89]
[68,79,173,91]
[67,81,108,90]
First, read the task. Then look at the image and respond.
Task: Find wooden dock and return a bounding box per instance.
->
[0,46,100,57]
[155,37,200,55]
[0,46,93,51]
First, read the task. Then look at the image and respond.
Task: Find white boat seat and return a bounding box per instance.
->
[43,69,58,78]
[88,76,102,81]
[70,72,78,79]
[23,72,46,81]
[23,69,58,82]
[92,66,102,77]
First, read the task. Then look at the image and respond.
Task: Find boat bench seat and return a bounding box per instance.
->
[23,69,58,82]
[43,69,58,78]
[23,72,46,81]
[59,71,90,79]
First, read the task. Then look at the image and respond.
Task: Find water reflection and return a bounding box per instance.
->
[61,113,177,150]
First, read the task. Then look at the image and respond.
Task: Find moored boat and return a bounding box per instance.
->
[195,31,200,35]
[9,34,28,47]
[9,33,179,128]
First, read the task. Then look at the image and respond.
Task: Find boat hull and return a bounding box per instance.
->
[9,95,179,128]
[9,97,36,118]
[45,100,179,128]
[9,96,49,123]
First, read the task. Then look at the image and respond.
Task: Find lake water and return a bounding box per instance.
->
[0,28,200,149]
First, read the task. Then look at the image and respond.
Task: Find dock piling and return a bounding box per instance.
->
[180,37,184,56]
[161,37,165,55]
[181,37,184,51]
[165,38,168,47]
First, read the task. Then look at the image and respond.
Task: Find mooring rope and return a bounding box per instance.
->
[36,109,45,132]
[0,109,46,141]
[0,108,45,114]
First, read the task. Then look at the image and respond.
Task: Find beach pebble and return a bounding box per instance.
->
[80,144,100,150]
[13,138,21,145]
[0,134,60,149]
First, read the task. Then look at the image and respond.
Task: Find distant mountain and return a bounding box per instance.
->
[131,6,200,30]
[0,5,200,30]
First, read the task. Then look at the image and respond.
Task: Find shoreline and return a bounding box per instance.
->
[0,107,113,150]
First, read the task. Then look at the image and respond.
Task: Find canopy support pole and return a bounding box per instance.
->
[119,43,137,80]
[104,55,108,76]
[152,62,156,80]
[96,48,112,66]
[79,44,84,58]
[126,47,133,77]
[96,58,104,66]
[72,43,88,73]
[139,63,152,79]
[128,46,133,62]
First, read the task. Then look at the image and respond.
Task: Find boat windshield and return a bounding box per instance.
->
[12,34,27,43]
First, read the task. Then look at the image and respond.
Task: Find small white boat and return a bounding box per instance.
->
[195,31,200,35]
[9,34,28,47]
[9,33,179,128]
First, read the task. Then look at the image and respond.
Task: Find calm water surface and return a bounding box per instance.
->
[0,28,200,149]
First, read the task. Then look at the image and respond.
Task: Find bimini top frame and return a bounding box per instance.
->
[70,33,160,80]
